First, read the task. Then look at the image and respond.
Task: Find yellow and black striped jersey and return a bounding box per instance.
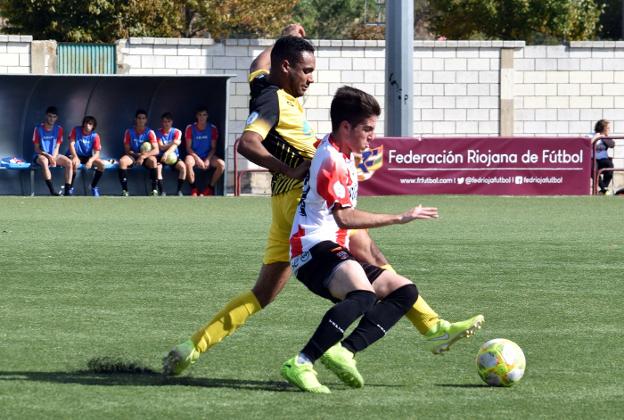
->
[244,69,317,196]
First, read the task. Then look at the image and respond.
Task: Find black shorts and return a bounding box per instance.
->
[73,155,91,165]
[293,240,385,303]
[126,155,155,168]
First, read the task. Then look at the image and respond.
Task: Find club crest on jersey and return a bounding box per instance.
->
[336,250,349,260]
[302,120,312,136]
[290,250,311,274]
[246,111,259,125]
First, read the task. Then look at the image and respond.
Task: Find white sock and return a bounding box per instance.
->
[296,352,312,365]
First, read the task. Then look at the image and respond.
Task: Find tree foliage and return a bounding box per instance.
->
[293,0,365,39]
[0,0,125,42]
[0,0,610,43]
[124,0,186,38]
[0,0,297,41]
[197,0,298,39]
[291,0,388,40]
[428,0,604,43]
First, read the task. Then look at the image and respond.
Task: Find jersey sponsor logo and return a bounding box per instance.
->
[298,172,310,216]
[349,183,357,202]
[290,250,312,274]
[246,111,259,125]
[333,181,346,199]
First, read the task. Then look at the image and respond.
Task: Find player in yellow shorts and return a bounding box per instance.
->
[162,25,483,375]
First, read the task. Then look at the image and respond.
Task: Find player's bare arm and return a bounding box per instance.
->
[69,141,80,167]
[85,155,95,168]
[36,144,52,162]
[124,142,136,159]
[238,131,310,181]
[204,140,217,166]
[50,144,61,165]
[145,141,159,157]
[333,205,439,230]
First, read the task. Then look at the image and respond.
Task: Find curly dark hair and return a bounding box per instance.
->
[270,36,315,68]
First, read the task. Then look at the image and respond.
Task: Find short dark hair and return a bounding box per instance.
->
[330,86,380,132]
[46,106,58,115]
[195,105,208,114]
[82,115,97,129]
[161,112,173,120]
[135,109,148,118]
[595,119,609,133]
[270,36,315,68]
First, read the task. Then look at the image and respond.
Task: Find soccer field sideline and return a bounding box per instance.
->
[0,195,622,419]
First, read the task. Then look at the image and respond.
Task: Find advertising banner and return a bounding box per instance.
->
[358,137,591,196]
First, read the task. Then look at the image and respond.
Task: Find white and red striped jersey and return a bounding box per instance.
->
[290,134,358,270]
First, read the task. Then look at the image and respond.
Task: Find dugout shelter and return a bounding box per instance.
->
[0,74,234,195]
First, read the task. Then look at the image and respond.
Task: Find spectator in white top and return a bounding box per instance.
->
[592,119,615,194]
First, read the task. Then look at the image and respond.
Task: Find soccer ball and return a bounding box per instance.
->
[476,338,526,387]
[140,142,152,153]
[164,152,177,165]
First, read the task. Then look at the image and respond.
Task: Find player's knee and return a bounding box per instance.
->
[324,290,376,331]
[345,289,377,313]
[385,284,418,312]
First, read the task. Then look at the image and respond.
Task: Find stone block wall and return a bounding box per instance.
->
[0,35,32,74]
[2,36,624,188]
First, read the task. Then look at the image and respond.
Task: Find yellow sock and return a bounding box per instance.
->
[191,290,262,353]
[381,264,440,335]
[406,296,440,335]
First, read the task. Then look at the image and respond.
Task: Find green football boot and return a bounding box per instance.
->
[162,339,200,376]
[425,314,485,355]
[320,343,364,388]
[281,357,331,394]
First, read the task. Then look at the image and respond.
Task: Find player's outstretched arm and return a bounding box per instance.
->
[333,205,438,230]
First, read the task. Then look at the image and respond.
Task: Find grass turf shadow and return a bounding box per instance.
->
[0,370,294,392]
[435,383,492,388]
[0,356,292,391]
[0,357,402,391]
[0,371,401,392]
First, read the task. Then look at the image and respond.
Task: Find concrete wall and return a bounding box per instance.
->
[0,35,32,74]
[7,36,624,138]
[2,36,624,190]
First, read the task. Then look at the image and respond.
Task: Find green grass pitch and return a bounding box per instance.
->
[0,195,622,419]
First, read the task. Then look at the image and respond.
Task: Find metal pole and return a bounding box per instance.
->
[385,0,413,136]
[621,0,624,39]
